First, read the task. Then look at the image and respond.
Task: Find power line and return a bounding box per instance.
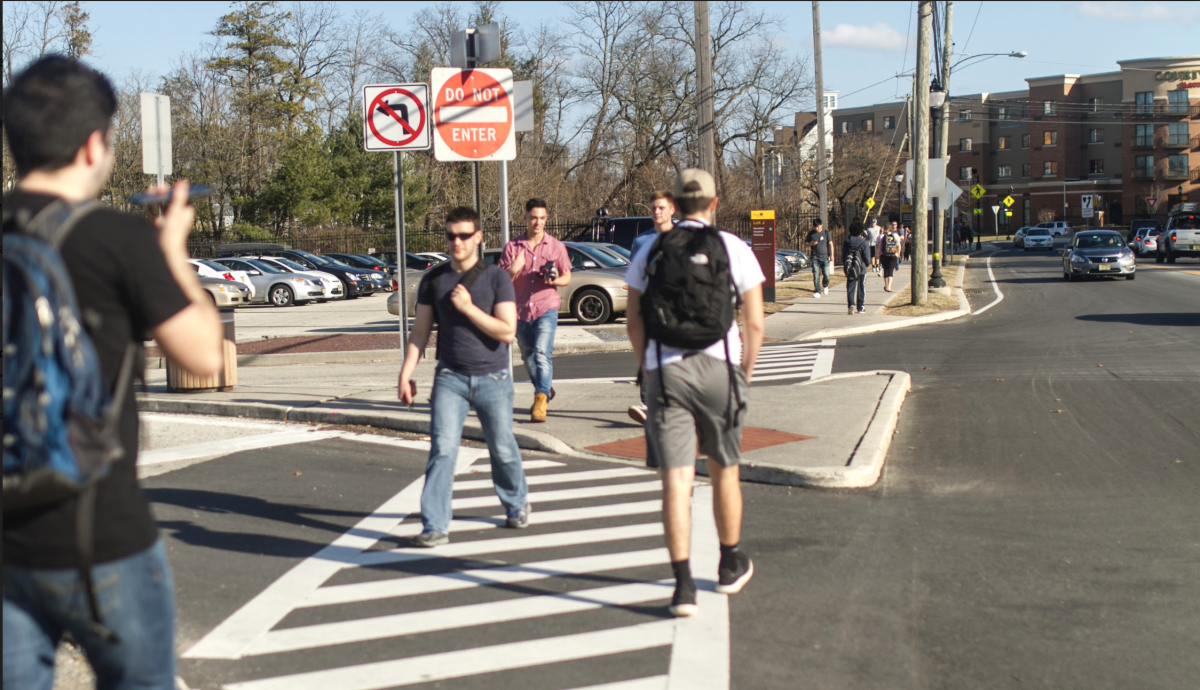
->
[961,1,982,55]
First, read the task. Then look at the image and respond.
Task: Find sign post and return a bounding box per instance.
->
[991,204,1001,242]
[1146,197,1158,214]
[363,83,432,355]
[751,210,777,303]
[1081,194,1094,228]
[139,93,172,186]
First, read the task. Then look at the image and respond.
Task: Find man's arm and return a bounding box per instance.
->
[626,288,646,368]
[398,303,435,404]
[501,243,526,280]
[739,285,765,383]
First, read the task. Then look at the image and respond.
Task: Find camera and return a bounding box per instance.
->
[541,260,559,282]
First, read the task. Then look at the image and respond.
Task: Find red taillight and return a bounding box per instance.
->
[1170,233,1177,242]
[223,272,235,281]
[390,279,398,290]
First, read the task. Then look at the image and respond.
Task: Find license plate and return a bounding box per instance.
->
[1098,264,1112,271]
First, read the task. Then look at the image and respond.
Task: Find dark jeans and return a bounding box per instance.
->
[3,539,176,690]
[846,275,866,310]
[810,256,831,290]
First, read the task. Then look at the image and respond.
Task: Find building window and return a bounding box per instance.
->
[883,116,895,130]
[998,165,1012,179]
[998,106,1014,120]
[1043,101,1057,115]
[1042,130,1058,146]
[823,93,838,110]
[959,138,972,151]
[998,136,1011,150]
[1167,154,1188,178]
[861,119,873,132]
[1089,159,1105,175]
[1134,155,1154,179]
[841,121,850,134]
[1021,133,1030,149]
[1167,123,1188,146]
[1135,91,1153,115]
[1088,128,1104,144]
[1134,123,1153,147]
[1022,163,1031,178]
[959,109,972,122]
[959,167,972,182]
[1167,90,1189,115]
[1088,98,1103,112]
[1043,161,1058,177]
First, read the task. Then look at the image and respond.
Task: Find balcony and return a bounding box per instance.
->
[1130,168,1155,181]
[1130,136,1154,149]
[1193,104,1200,119]
[1134,102,1192,118]
[1192,135,1200,149]
[1163,134,1191,148]
[1164,166,1190,181]
[1193,166,1200,183]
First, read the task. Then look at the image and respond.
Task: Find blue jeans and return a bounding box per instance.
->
[847,275,866,310]
[810,256,831,290]
[516,310,557,396]
[3,540,176,690]
[422,366,529,533]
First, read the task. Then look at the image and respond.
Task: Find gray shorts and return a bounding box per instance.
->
[644,354,749,470]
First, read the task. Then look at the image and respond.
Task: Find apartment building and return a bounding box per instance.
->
[826,56,1198,230]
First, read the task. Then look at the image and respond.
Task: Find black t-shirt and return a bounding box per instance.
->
[3,191,191,568]
[806,229,831,259]
[417,263,515,375]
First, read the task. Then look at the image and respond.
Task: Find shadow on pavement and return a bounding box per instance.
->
[1077,313,1200,327]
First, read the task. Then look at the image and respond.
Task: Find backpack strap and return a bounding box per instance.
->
[75,484,118,642]
[20,199,99,250]
[429,261,490,361]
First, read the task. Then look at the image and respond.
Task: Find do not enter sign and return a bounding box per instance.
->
[430,67,515,161]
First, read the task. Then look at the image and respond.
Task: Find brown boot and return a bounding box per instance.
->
[531,392,548,423]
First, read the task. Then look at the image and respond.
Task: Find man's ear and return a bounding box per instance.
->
[82,130,107,166]
[708,197,719,215]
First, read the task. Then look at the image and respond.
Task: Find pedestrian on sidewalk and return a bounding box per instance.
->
[499,199,572,423]
[628,190,677,425]
[903,224,913,262]
[878,222,904,292]
[865,217,882,275]
[805,219,833,298]
[888,220,903,267]
[399,207,530,547]
[843,221,870,314]
[625,168,764,618]
[3,55,223,689]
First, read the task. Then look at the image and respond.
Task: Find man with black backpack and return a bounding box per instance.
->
[625,168,765,617]
[398,207,530,548]
[842,221,871,314]
[3,55,222,689]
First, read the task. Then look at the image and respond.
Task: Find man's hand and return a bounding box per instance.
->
[507,250,526,277]
[153,180,195,253]
[398,375,415,405]
[450,284,474,313]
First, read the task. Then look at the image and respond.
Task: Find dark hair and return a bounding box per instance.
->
[445,206,480,232]
[813,219,823,228]
[676,196,713,216]
[2,55,117,177]
[848,221,864,236]
[650,190,675,205]
[525,198,548,213]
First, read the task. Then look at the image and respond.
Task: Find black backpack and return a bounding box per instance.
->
[640,223,742,425]
[843,237,866,280]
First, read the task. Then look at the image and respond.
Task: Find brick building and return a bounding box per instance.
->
[824,55,1198,231]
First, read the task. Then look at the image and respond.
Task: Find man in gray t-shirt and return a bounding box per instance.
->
[399,206,530,547]
[865,217,882,274]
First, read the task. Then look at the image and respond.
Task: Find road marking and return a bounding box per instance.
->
[971,255,1005,317]
[138,430,344,466]
[668,484,728,689]
[749,340,836,383]
[569,679,668,690]
[224,621,677,690]
[451,480,662,509]
[452,466,649,491]
[389,499,662,537]
[467,459,565,472]
[141,413,290,431]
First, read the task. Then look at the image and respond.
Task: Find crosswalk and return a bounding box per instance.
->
[752,338,836,382]
[184,439,731,689]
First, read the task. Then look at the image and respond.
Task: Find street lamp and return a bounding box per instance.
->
[950,51,1027,72]
[929,82,947,289]
[894,172,905,220]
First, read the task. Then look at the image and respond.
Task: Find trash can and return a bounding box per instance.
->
[167,308,238,392]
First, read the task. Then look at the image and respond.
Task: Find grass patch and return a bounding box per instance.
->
[882,269,961,317]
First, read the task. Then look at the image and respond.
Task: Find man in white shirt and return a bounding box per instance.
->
[625,169,764,618]
[865,217,882,274]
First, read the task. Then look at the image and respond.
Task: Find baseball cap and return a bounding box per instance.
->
[675,168,717,199]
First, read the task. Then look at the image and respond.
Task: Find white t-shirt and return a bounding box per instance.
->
[625,220,765,371]
[866,224,881,246]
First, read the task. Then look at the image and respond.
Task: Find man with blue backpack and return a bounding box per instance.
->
[3,55,222,689]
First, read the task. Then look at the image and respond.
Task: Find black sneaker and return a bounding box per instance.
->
[412,530,449,548]
[506,502,532,529]
[669,579,698,617]
[715,551,754,594]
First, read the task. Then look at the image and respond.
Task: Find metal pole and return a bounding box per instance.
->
[929,102,946,289]
[696,1,715,175]
[811,1,830,233]
[500,159,512,378]
[393,151,408,354]
[912,0,932,306]
[936,1,953,265]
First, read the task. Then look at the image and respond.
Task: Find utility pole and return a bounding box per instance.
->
[935,1,953,266]
[912,0,932,306]
[695,1,715,175]
[811,1,830,233]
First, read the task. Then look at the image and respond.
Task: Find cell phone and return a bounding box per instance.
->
[129,183,213,206]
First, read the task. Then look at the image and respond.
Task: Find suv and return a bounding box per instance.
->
[1156,203,1200,263]
[1033,221,1071,237]
[568,216,654,250]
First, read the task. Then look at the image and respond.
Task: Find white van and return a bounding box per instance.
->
[1034,221,1071,236]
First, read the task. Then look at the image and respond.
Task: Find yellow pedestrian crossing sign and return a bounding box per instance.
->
[970,183,986,200]
[865,197,875,210]
[1003,195,1015,207]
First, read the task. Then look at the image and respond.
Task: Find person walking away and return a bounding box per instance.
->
[398,207,530,547]
[805,219,833,298]
[628,191,677,424]
[888,221,903,266]
[499,199,572,423]
[842,221,870,314]
[625,168,765,617]
[3,55,223,690]
[903,224,913,261]
[865,217,883,275]
[878,223,903,292]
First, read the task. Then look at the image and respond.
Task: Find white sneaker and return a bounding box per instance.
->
[823,287,829,295]
[813,291,822,298]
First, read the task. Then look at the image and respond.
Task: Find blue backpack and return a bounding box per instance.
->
[3,198,136,641]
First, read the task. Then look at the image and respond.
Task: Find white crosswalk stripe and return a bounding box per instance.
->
[185,447,731,688]
[751,338,836,382]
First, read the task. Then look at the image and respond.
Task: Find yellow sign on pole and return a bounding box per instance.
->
[750,210,775,220]
[1003,194,1015,207]
[865,197,876,210]
[970,183,986,200]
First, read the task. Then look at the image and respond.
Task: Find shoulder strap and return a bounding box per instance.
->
[19,199,99,250]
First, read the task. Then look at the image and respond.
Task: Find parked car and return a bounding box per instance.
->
[1129,225,1162,257]
[776,249,810,271]
[189,258,255,297]
[217,244,375,299]
[1033,221,1071,236]
[594,243,631,261]
[773,258,787,282]
[325,253,396,278]
[482,248,628,325]
[213,257,327,306]
[1126,219,1160,244]
[198,275,252,307]
[1012,227,1033,248]
[412,252,451,266]
[1154,203,1200,264]
[568,216,655,250]
[319,254,390,292]
[1023,227,1055,251]
[385,270,432,318]
[253,256,344,301]
[1063,230,1136,281]
[565,241,630,269]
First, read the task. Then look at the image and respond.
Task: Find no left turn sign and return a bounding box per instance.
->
[430,67,516,162]
[363,84,430,152]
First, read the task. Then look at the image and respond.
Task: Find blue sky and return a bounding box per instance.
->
[65,0,1200,110]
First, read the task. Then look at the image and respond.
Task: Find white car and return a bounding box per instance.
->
[1033,221,1071,237]
[414,252,450,265]
[255,256,344,301]
[189,258,255,297]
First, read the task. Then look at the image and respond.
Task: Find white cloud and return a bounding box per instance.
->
[1078,1,1196,23]
[821,23,909,52]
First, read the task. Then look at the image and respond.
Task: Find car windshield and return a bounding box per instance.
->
[1171,215,1199,230]
[601,244,632,260]
[1148,229,1162,236]
[291,250,330,266]
[353,254,384,265]
[324,256,355,267]
[245,259,286,274]
[570,243,627,268]
[195,259,230,272]
[1074,234,1123,249]
[270,258,311,272]
[1029,229,1051,236]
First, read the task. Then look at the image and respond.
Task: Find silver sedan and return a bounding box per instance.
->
[215,258,326,307]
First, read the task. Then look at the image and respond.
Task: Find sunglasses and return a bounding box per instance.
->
[445,231,479,242]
